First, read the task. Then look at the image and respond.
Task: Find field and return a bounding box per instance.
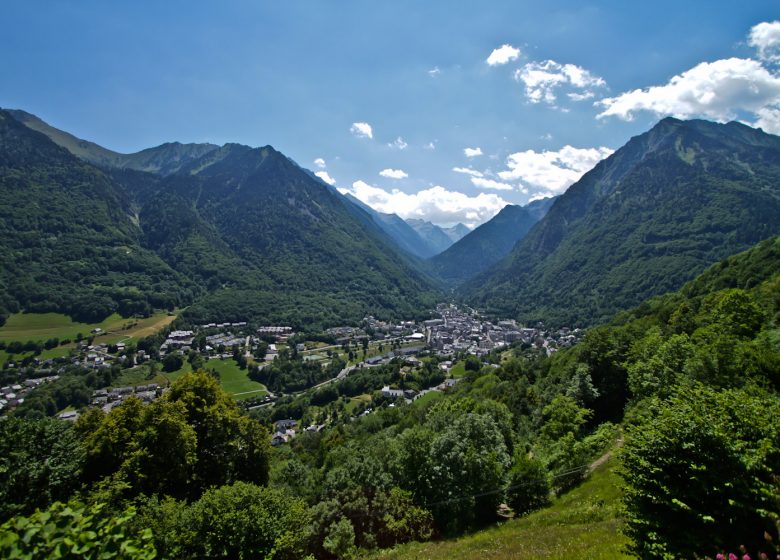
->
[412,390,443,407]
[345,393,372,414]
[374,456,630,560]
[0,311,176,344]
[202,358,267,400]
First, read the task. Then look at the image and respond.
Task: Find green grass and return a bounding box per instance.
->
[346,394,372,414]
[204,358,267,400]
[0,311,176,344]
[449,360,467,378]
[412,390,443,407]
[373,456,630,560]
[112,366,170,388]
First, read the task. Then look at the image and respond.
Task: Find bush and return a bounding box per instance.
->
[506,451,551,516]
[620,384,780,559]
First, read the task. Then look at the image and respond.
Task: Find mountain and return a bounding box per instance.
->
[430,197,555,286]
[2,109,441,328]
[148,144,441,326]
[0,109,196,323]
[406,219,459,255]
[442,223,470,243]
[8,109,218,175]
[341,195,438,258]
[462,117,780,327]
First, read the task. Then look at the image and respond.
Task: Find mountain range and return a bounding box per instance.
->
[3,109,780,330]
[0,108,439,328]
[463,117,780,326]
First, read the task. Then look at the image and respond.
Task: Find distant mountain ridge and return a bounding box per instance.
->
[463,117,780,326]
[407,219,469,255]
[430,197,555,286]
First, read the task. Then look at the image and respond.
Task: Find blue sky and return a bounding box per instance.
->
[2,1,779,226]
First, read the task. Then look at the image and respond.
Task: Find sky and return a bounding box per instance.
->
[2,1,779,227]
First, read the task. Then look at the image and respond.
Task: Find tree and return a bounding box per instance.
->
[0,417,85,521]
[506,451,550,516]
[620,385,780,559]
[166,482,310,559]
[425,413,510,534]
[162,353,183,373]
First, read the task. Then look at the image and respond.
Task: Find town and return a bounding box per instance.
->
[0,304,585,442]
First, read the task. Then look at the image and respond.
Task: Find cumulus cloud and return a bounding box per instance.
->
[749,20,780,63]
[313,158,326,168]
[339,180,508,226]
[428,66,441,77]
[470,177,514,191]
[487,44,521,66]
[388,136,408,150]
[452,167,484,177]
[379,168,408,179]
[424,141,436,150]
[464,147,483,157]
[498,145,614,196]
[315,171,336,186]
[515,60,606,105]
[350,122,373,139]
[595,57,780,130]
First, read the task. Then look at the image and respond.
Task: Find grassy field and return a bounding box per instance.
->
[346,393,373,414]
[449,360,467,378]
[204,358,267,400]
[373,456,630,560]
[0,311,176,344]
[412,390,444,407]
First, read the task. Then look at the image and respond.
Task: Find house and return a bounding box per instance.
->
[381,385,404,399]
[274,419,297,431]
[271,429,296,446]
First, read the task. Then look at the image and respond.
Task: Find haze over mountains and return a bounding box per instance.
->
[3,108,780,330]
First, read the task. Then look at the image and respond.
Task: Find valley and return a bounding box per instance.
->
[2,72,780,560]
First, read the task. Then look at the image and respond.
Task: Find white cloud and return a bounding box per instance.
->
[428,66,441,77]
[314,171,336,186]
[471,177,514,191]
[464,147,483,157]
[388,136,408,150]
[568,91,595,101]
[452,167,484,177]
[498,145,614,196]
[424,141,436,150]
[313,158,326,168]
[487,44,521,66]
[379,168,408,179]
[339,180,509,226]
[749,21,780,63]
[350,122,373,139]
[595,57,780,129]
[515,60,606,105]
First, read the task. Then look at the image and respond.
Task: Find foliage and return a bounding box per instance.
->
[151,482,311,560]
[620,385,780,559]
[0,501,156,560]
[506,451,551,516]
[0,417,84,522]
[77,372,270,500]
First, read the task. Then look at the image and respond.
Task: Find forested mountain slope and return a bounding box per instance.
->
[463,118,780,327]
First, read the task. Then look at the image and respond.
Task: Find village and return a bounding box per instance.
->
[0,304,584,439]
